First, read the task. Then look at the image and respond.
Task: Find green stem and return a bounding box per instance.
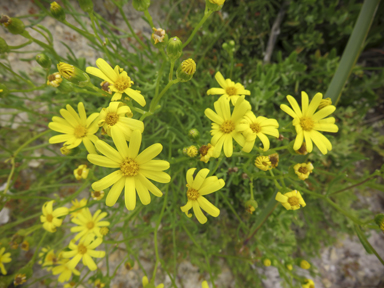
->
[21,30,60,61]
[182,11,212,48]
[0,63,35,87]
[325,197,363,225]
[169,60,175,81]
[269,169,282,189]
[9,40,32,49]
[9,85,46,93]
[324,0,380,104]
[219,191,248,233]
[144,10,154,28]
[250,177,255,200]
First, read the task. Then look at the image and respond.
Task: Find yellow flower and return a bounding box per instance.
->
[21,240,29,251]
[199,144,215,163]
[69,198,87,218]
[300,260,311,269]
[142,276,164,288]
[47,72,62,87]
[180,168,225,224]
[202,281,209,288]
[64,281,77,288]
[62,236,105,271]
[286,264,293,270]
[52,258,81,283]
[275,190,306,210]
[207,72,250,105]
[204,96,251,157]
[280,91,338,154]
[263,259,271,267]
[294,163,314,180]
[14,274,26,286]
[48,102,100,154]
[57,62,75,79]
[181,58,196,75]
[302,279,315,288]
[40,200,69,233]
[39,247,62,271]
[254,156,272,171]
[74,164,89,180]
[237,111,279,152]
[88,129,171,210]
[91,190,105,200]
[0,247,11,275]
[71,208,110,241]
[209,0,225,5]
[99,227,109,236]
[186,146,198,157]
[94,279,106,288]
[98,101,144,141]
[152,27,166,44]
[86,58,146,106]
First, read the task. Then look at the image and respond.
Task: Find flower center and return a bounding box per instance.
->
[220,120,235,133]
[187,187,200,200]
[14,276,23,284]
[94,191,100,197]
[250,122,262,133]
[120,158,139,176]
[288,196,299,206]
[199,145,209,156]
[309,285,314,288]
[46,214,53,222]
[77,169,83,176]
[298,167,308,174]
[300,116,314,131]
[86,221,94,230]
[101,81,111,93]
[105,112,119,126]
[226,87,237,96]
[113,75,132,91]
[78,244,87,254]
[74,125,87,138]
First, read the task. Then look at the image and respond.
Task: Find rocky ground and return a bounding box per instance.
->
[1,1,383,287]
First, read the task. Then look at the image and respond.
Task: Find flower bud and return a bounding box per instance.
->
[132,0,151,11]
[300,260,311,270]
[374,214,384,231]
[205,0,225,12]
[186,146,198,158]
[151,27,168,48]
[60,145,72,156]
[0,15,25,35]
[78,0,94,12]
[245,199,258,214]
[318,98,332,110]
[57,79,74,93]
[36,53,51,69]
[50,2,66,21]
[0,84,9,98]
[57,62,90,87]
[176,58,196,82]
[167,36,183,62]
[0,37,9,53]
[263,258,271,267]
[188,128,200,141]
[286,264,293,271]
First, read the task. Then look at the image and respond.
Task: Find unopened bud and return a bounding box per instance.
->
[1,15,25,35]
[167,36,183,62]
[176,58,196,82]
[263,258,271,267]
[60,145,72,156]
[78,0,94,12]
[318,98,332,110]
[188,128,200,141]
[206,0,225,12]
[36,53,51,69]
[300,260,311,270]
[57,62,90,87]
[50,2,66,21]
[186,146,198,158]
[286,264,293,271]
[132,0,150,11]
[0,37,9,53]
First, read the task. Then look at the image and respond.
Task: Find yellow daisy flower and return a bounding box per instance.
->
[62,236,105,271]
[71,208,110,241]
[74,164,89,180]
[302,279,315,288]
[199,144,215,163]
[142,276,164,288]
[91,190,105,200]
[86,58,146,106]
[207,72,250,105]
[254,156,272,171]
[98,101,144,141]
[52,258,81,283]
[69,198,88,218]
[275,190,306,210]
[94,279,106,288]
[237,111,279,152]
[21,240,29,251]
[186,146,198,157]
[180,168,225,224]
[204,96,251,157]
[202,281,209,288]
[87,129,171,210]
[14,274,27,286]
[0,247,11,275]
[280,91,338,155]
[48,102,100,154]
[300,260,311,269]
[40,200,69,233]
[263,259,272,267]
[64,281,77,288]
[294,163,314,180]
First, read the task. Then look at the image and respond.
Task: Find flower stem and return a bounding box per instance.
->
[182,11,212,48]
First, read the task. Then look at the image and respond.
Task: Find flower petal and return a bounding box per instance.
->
[105,176,125,206]
[287,96,302,118]
[139,170,171,183]
[86,67,113,83]
[192,201,207,224]
[92,170,123,191]
[125,88,146,107]
[135,177,151,205]
[111,128,129,158]
[135,143,162,165]
[305,92,323,117]
[95,140,123,163]
[192,168,210,190]
[207,88,225,95]
[197,196,220,217]
[214,72,227,88]
[96,58,117,82]
[199,179,225,196]
[136,174,163,197]
[124,177,136,210]
[88,154,120,168]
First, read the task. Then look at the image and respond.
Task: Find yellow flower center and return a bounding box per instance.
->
[309,285,314,288]
[187,187,199,200]
[120,158,139,176]
[74,125,87,138]
[105,112,119,126]
[100,227,109,236]
[78,244,87,254]
[288,196,299,206]
[226,86,237,96]
[114,75,132,91]
[77,169,83,176]
[46,214,53,222]
[298,167,308,174]
[220,120,235,133]
[300,116,314,131]
[250,122,262,133]
[86,221,94,230]
[14,275,25,285]
[93,191,100,197]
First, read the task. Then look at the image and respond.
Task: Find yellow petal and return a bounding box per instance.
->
[301,91,309,114]
[92,170,123,191]
[140,160,170,171]
[128,130,142,158]
[95,140,123,163]
[111,128,129,158]
[88,154,120,168]
[137,174,163,197]
[287,95,302,117]
[135,143,162,165]
[96,58,117,82]
[192,201,207,224]
[214,71,227,88]
[86,67,113,83]
[197,196,220,217]
[305,92,323,117]
[275,192,288,203]
[140,170,171,183]
[192,168,210,190]
[135,177,151,205]
[125,177,136,210]
[204,108,224,125]
[223,134,233,157]
[280,104,297,119]
[125,88,146,107]
[105,176,125,206]
[207,88,225,95]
